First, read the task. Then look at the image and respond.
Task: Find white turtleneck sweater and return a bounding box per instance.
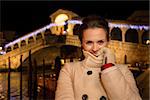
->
[55,48,142,100]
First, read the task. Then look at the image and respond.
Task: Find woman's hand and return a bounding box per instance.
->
[102,47,116,64]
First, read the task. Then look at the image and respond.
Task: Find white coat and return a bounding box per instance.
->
[55,60,142,100]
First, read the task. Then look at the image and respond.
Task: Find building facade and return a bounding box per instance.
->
[1,9,149,69]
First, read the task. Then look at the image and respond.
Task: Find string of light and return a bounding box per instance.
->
[109,23,149,30]
[4,20,149,49]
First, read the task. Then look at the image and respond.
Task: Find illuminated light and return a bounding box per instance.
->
[143,26,149,30]
[67,20,82,24]
[0,51,6,55]
[4,23,59,48]
[146,40,150,44]
[63,31,67,35]
[4,19,149,49]
[130,25,138,29]
[61,59,65,65]
[0,47,2,50]
[109,23,149,30]
[56,22,66,26]
[55,14,69,24]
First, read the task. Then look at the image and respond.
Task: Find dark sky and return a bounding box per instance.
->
[1,1,149,37]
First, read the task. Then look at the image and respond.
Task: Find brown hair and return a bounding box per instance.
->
[78,15,110,43]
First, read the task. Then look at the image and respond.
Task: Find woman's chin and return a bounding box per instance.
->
[92,53,99,57]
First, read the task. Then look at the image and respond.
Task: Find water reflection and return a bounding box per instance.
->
[0,71,56,100]
[0,72,28,99]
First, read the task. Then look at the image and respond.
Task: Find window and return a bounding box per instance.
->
[21,40,26,47]
[142,30,149,45]
[28,36,34,44]
[6,47,11,52]
[125,29,139,43]
[14,43,19,49]
[110,27,122,41]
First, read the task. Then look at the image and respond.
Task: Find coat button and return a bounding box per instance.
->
[82,94,88,100]
[87,71,92,75]
[100,96,106,100]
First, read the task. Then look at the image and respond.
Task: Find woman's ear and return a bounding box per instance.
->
[80,48,85,60]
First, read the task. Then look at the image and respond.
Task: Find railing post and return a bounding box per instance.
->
[54,56,61,80]
[8,57,11,100]
[20,55,23,100]
[33,59,37,100]
[28,50,33,100]
[124,55,127,64]
[43,58,46,100]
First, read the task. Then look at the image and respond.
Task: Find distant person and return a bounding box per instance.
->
[55,15,142,100]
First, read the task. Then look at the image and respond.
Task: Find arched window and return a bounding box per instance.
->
[14,43,19,49]
[45,29,52,34]
[110,27,122,41]
[21,40,26,47]
[142,30,150,45]
[44,29,52,37]
[36,33,43,40]
[28,36,34,44]
[6,47,11,52]
[125,29,139,43]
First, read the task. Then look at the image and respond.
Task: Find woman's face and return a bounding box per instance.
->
[82,28,108,56]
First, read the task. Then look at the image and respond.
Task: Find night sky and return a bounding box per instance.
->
[1,1,149,37]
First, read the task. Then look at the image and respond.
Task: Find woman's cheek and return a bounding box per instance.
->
[99,42,107,48]
[83,44,93,51]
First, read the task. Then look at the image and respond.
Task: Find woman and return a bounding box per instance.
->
[55,15,141,100]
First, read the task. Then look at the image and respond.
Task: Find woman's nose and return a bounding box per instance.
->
[92,43,99,52]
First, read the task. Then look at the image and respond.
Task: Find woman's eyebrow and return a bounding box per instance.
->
[98,39,106,41]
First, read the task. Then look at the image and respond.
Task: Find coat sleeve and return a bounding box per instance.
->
[55,63,75,100]
[101,65,142,100]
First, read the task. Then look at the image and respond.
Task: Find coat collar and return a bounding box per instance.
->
[82,50,104,68]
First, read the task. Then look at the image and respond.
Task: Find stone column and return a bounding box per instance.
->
[138,30,144,44]
[121,28,128,43]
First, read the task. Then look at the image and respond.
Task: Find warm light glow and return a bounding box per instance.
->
[55,14,69,24]
[146,40,150,44]
[0,51,6,55]
[67,20,82,24]
[61,59,65,65]
[4,20,81,48]
[0,47,2,50]
[4,19,149,49]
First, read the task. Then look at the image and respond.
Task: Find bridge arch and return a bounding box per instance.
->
[125,28,139,43]
[15,44,81,68]
[21,46,61,68]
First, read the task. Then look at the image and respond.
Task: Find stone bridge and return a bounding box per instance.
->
[0,19,149,69]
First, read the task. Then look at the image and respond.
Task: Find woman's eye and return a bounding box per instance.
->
[98,40,104,44]
[86,41,93,45]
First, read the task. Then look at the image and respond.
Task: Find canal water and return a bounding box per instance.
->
[0,72,29,100]
[0,71,56,100]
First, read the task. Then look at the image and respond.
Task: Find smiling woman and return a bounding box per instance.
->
[55,15,142,100]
